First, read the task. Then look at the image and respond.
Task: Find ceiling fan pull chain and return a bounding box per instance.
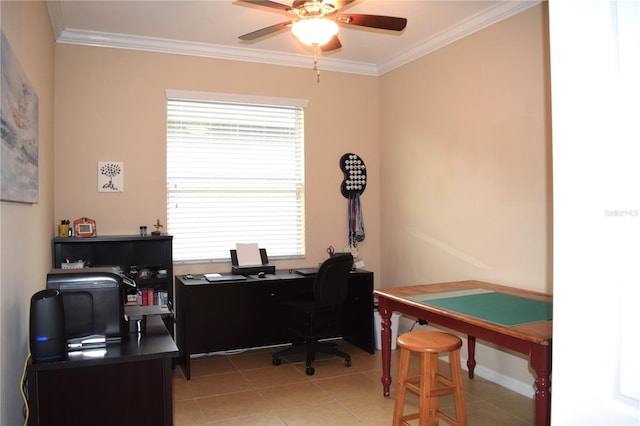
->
[313,44,321,83]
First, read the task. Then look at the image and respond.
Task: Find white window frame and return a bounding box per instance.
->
[166,90,308,263]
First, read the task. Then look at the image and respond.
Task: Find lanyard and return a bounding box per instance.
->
[348,189,365,248]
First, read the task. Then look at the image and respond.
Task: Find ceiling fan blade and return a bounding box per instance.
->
[236,0,291,12]
[321,35,342,52]
[337,14,407,31]
[239,21,292,41]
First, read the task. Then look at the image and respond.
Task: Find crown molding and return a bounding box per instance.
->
[48,1,541,77]
[378,0,542,75]
[45,0,65,40]
[55,28,380,76]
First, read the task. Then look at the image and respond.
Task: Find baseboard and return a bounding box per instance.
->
[461,357,535,399]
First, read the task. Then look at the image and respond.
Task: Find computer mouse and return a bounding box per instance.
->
[258,272,266,278]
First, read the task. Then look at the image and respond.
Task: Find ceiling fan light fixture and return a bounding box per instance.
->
[291,18,339,46]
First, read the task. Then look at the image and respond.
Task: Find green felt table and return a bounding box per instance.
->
[374,280,552,426]
[406,289,552,327]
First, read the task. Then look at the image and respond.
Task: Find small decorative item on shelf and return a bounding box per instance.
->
[139,225,147,237]
[58,220,71,238]
[61,260,85,269]
[73,217,97,238]
[151,219,163,236]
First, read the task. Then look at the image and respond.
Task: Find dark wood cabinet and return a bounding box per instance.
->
[26,316,177,426]
[175,271,375,379]
[342,271,375,351]
[52,235,174,310]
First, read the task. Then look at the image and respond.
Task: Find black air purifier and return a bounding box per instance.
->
[30,289,66,362]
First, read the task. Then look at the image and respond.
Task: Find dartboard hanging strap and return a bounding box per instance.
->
[340,153,366,246]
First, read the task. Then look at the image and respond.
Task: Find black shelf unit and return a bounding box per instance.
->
[52,235,174,310]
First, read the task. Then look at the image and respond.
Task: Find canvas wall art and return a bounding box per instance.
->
[1,30,39,204]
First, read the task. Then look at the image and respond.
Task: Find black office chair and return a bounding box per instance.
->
[272,253,354,375]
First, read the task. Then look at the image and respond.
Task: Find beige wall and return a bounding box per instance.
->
[53,46,382,277]
[379,4,551,391]
[0,1,55,424]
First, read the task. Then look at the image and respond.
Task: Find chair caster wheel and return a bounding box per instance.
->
[306,366,315,375]
[345,358,352,367]
[272,358,281,366]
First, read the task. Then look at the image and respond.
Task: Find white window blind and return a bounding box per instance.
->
[166,93,306,263]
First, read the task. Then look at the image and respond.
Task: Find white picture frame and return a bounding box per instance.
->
[98,161,124,192]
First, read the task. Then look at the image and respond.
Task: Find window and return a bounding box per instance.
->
[166,90,307,263]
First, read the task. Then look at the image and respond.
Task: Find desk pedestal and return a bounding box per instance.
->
[27,316,178,426]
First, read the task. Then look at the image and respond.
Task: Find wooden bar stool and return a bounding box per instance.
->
[393,331,467,426]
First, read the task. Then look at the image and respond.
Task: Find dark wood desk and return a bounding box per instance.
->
[374,281,552,426]
[175,270,375,379]
[26,316,178,426]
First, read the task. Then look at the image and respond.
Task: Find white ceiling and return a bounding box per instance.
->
[46,0,540,76]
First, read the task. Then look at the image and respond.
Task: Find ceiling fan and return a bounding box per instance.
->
[236,1,408,80]
[238,0,407,50]
[238,0,407,52]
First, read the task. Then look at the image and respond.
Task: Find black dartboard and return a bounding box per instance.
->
[340,153,367,198]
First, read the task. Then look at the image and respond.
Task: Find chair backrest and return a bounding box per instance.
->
[314,253,353,306]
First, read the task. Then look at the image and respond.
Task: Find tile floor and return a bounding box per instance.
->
[172,340,534,425]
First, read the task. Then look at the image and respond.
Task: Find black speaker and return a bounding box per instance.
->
[30,289,66,362]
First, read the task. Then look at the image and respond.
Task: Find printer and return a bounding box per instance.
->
[230,248,276,276]
[45,268,129,344]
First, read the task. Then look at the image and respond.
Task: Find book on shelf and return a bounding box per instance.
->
[130,289,168,306]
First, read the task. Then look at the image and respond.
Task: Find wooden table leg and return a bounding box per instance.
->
[378,298,392,397]
[530,343,552,426]
[467,335,476,379]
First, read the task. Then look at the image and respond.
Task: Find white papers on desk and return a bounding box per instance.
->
[236,243,262,266]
